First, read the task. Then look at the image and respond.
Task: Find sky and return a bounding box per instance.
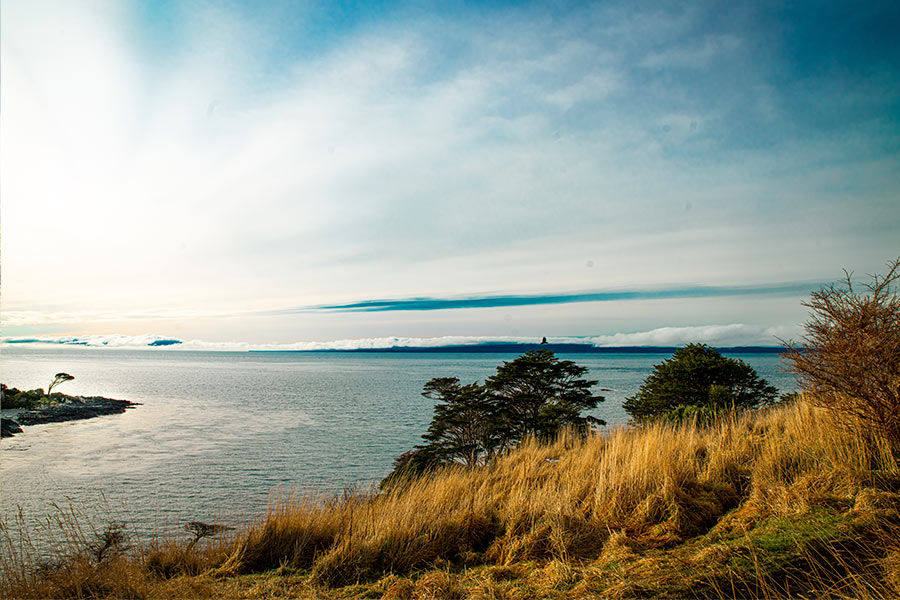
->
[1,0,898,350]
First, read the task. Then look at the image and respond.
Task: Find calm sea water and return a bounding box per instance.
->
[1,347,795,544]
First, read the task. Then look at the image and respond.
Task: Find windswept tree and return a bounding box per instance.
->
[623,344,777,423]
[784,257,900,448]
[383,351,604,487]
[420,377,503,467]
[486,350,604,444]
[47,372,75,395]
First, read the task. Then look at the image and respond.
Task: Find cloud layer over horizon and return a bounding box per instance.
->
[2,0,897,345]
[1,323,801,351]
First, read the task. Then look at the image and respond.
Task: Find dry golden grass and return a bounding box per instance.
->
[3,397,899,599]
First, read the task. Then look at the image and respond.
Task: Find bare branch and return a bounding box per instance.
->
[785,256,900,449]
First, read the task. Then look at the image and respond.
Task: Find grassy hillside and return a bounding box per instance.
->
[3,397,899,599]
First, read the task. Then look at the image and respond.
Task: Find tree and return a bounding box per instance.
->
[382,351,604,487]
[623,344,777,422]
[784,258,900,447]
[47,372,74,395]
[419,377,503,467]
[485,350,604,444]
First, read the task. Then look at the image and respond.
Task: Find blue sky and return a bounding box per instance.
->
[1,0,898,349]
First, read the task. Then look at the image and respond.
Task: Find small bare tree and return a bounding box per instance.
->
[185,521,234,551]
[89,522,127,563]
[784,257,900,448]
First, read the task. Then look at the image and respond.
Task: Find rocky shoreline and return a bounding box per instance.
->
[1,395,140,438]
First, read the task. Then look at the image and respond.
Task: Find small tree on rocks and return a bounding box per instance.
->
[47,373,74,395]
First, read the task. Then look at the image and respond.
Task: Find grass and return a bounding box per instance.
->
[3,397,900,599]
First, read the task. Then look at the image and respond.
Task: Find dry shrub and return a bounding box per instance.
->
[691,542,733,568]
[413,570,464,600]
[466,579,512,600]
[884,549,900,595]
[785,257,900,450]
[597,530,639,567]
[532,558,576,590]
[485,564,523,581]
[2,553,154,600]
[145,539,212,578]
[224,492,349,574]
[1,505,158,600]
[381,574,416,600]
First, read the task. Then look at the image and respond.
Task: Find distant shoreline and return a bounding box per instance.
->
[249,344,788,354]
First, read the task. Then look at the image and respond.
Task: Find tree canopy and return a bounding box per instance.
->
[420,377,501,468]
[382,350,604,486]
[485,349,603,443]
[622,344,777,423]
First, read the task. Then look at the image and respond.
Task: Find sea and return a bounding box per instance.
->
[0,346,796,547]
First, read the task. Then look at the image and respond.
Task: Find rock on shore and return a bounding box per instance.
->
[1,395,140,438]
[1,418,23,437]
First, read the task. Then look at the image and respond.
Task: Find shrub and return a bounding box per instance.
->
[1,385,48,409]
[785,257,900,449]
[623,343,777,423]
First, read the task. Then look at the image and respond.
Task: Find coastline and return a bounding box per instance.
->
[248,344,789,354]
[1,394,140,438]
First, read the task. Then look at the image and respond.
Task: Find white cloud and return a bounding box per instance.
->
[584,324,801,347]
[3,333,181,348]
[3,324,797,351]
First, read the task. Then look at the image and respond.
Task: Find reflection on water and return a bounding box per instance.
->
[1,347,796,545]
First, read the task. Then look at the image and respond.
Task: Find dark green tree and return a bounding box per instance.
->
[623,344,777,422]
[382,351,605,487]
[380,379,498,489]
[378,446,444,489]
[420,377,502,467]
[486,350,604,444]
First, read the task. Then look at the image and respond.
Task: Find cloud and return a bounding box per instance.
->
[0,308,239,327]
[1,1,897,343]
[0,333,508,351]
[312,281,824,312]
[2,334,182,348]
[2,324,797,351]
[584,324,801,347]
[1,280,821,329]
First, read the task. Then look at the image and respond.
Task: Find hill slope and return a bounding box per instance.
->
[3,399,899,599]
